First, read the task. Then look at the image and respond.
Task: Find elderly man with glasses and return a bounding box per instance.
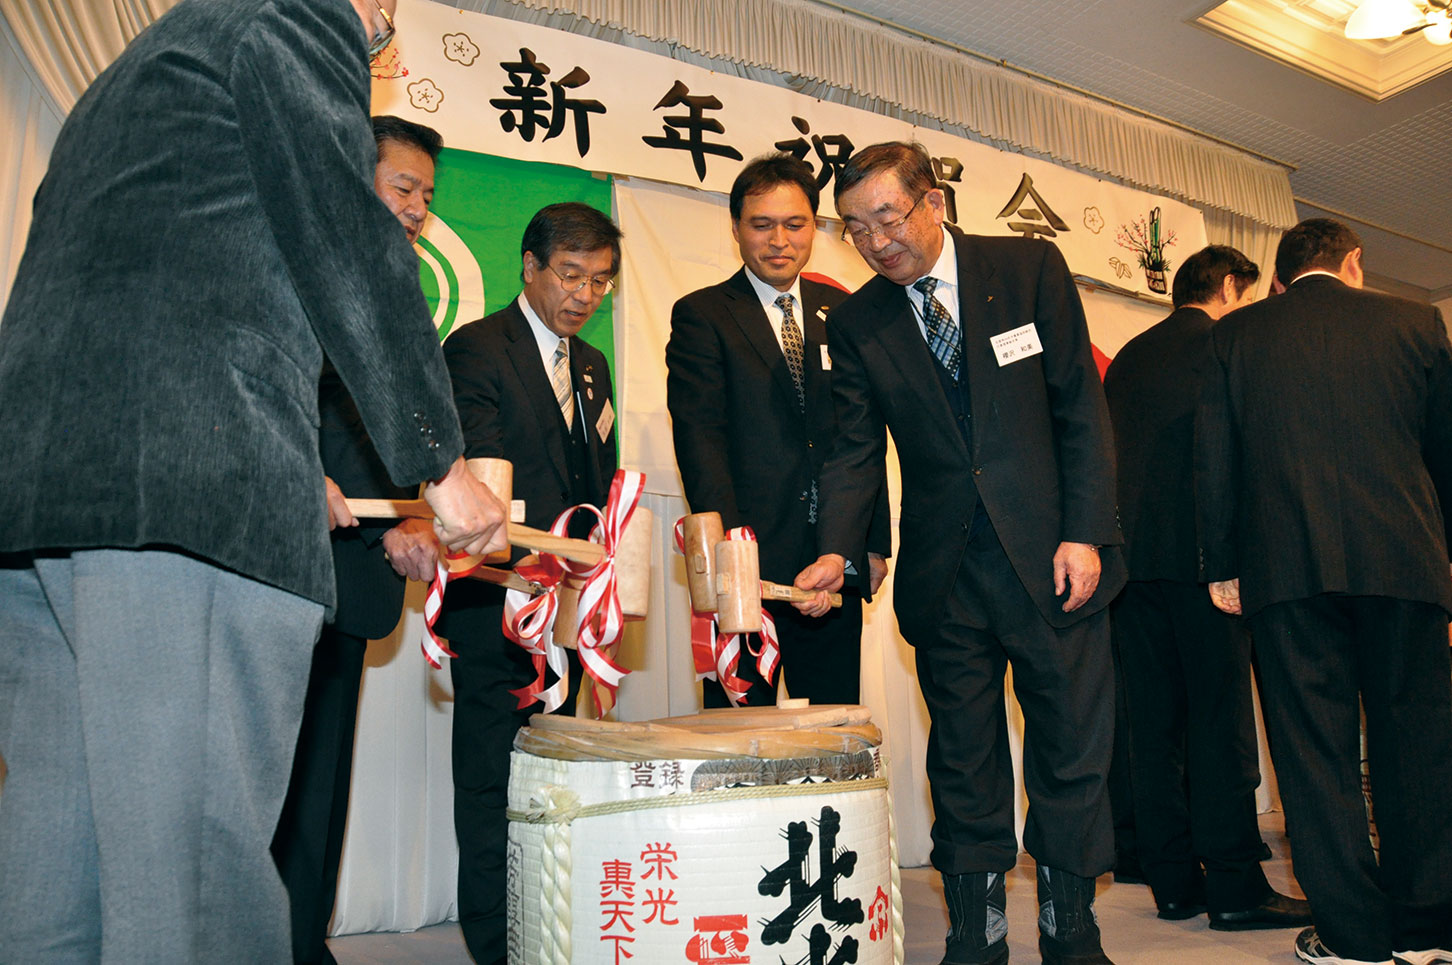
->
[430,201,623,964]
[795,141,1125,965]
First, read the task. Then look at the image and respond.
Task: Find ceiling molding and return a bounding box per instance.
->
[1195,0,1452,101]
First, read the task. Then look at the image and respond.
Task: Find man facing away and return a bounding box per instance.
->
[432,202,623,963]
[1103,244,1310,931]
[665,152,890,707]
[796,141,1125,965]
[0,1,504,961]
[1196,218,1452,965]
[271,114,445,965]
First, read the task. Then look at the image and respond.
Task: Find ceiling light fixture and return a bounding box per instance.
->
[1345,0,1452,41]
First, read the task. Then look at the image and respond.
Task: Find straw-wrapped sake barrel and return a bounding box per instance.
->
[505,704,902,965]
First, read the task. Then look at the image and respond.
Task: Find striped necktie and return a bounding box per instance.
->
[551,339,574,428]
[914,276,961,381]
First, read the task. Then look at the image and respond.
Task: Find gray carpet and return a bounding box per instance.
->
[328,813,1308,964]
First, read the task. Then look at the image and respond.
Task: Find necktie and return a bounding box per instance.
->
[776,293,806,413]
[552,340,574,428]
[913,276,961,380]
[776,293,817,522]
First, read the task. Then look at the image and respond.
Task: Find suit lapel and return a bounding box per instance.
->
[570,340,612,496]
[952,228,1002,458]
[502,303,569,489]
[724,268,799,406]
[870,281,968,458]
[799,280,836,420]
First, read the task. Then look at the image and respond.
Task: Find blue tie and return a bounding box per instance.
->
[914,276,961,381]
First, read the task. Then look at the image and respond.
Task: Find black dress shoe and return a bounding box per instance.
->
[1209,891,1313,931]
[1156,898,1207,921]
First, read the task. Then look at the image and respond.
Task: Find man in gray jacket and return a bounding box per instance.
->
[0,1,504,961]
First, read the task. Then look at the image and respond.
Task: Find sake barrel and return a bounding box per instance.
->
[506,705,902,965]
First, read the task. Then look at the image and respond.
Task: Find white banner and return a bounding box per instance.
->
[374,0,1206,297]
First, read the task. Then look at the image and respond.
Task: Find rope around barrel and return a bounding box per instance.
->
[507,774,888,825]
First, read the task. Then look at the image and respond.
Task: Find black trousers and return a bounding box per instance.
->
[449,606,581,965]
[1112,581,1269,911]
[702,593,865,707]
[911,522,1114,878]
[271,625,367,965]
[1250,595,1452,960]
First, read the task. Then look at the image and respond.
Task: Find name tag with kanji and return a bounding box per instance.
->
[820,345,832,370]
[990,322,1043,366]
[596,398,616,442]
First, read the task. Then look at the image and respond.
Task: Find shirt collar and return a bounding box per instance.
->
[1289,269,1344,286]
[910,225,959,293]
[742,265,803,315]
[516,292,567,365]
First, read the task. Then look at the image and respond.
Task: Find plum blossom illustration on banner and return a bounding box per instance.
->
[1116,206,1177,293]
[370,43,407,80]
[408,78,444,113]
[443,32,480,67]
[1083,206,1105,234]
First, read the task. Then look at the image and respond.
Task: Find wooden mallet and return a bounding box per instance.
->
[679,511,841,634]
[346,457,652,623]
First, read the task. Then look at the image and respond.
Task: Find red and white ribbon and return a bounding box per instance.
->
[420,551,473,669]
[419,471,644,718]
[503,555,568,712]
[672,519,781,706]
[504,469,645,717]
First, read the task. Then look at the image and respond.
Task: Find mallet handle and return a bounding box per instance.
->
[345,500,604,567]
[469,565,545,595]
[760,580,843,608]
[345,497,432,518]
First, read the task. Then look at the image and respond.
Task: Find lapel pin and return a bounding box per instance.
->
[587,388,595,400]
[987,295,994,302]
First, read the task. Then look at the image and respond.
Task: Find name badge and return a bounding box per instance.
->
[819,344,832,370]
[989,323,1044,366]
[596,397,615,442]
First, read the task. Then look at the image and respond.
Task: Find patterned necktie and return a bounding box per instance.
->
[776,293,806,413]
[913,276,961,381]
[776,293,817,522]
[551,339,574,428]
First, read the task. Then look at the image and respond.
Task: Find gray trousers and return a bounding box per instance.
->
[0,548,322,962]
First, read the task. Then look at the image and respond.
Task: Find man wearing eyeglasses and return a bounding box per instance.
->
[665,153,890,707]
[795,142,1125,965]
[0,0,509,961]
[432,201,622,964]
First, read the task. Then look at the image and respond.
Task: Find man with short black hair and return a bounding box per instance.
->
[666,153,889,706]
[1197,218,1452,965]
[1104,244,1309,931]
[436,201,623,963]
[271,114,446,965]
[796,141,1125,965]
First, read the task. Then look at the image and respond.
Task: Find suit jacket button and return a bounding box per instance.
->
[426,439,440,450]
[972,467,983,476]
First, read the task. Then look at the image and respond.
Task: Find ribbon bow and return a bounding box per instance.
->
[504,469,645,717]
[672,518,781,705]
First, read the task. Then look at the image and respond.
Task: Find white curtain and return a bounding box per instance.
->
[0,0,1294,934]
[0,13,62,305]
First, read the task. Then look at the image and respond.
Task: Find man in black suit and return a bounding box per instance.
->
[666,153,889,707]
[1196,219,1452,965]
[796,142,1124,965]
[1104,245,1309,931]
[434,202,622,964]
[0,1,506,960]
[271,115,445,965]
